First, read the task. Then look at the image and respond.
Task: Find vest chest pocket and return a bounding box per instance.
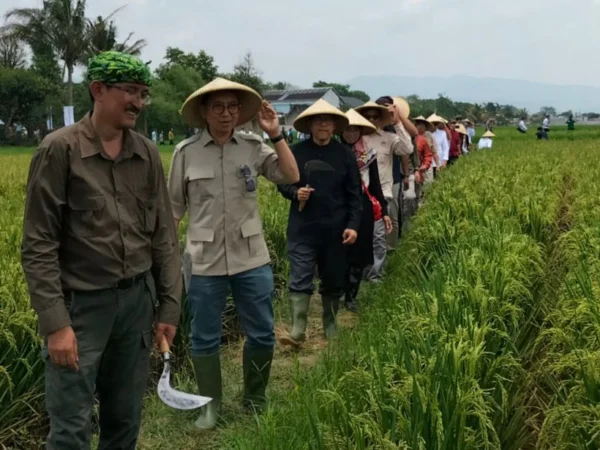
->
[188,167,216,203]
[67,195,106,237]
[135,189,157,234]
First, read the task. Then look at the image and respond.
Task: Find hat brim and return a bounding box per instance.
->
[294,114,349,134]
[180,81,262,128]
[345,109,377,135]
[355,104,392,125]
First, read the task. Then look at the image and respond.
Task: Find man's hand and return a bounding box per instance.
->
[297,187,314,202]
[403,176,410,191]
[155,323,177,349]
[386,103,401,124]
[342,229,358,245]
[383,216,393,235]
[257,101,281,138]
[47,326,79,371]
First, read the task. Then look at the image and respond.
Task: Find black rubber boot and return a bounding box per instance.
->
[191,352,222,430]
[242,347,274,413]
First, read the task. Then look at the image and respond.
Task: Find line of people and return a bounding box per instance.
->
[21,50,498,448]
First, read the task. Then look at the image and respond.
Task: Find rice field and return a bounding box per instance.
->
[1,126,600,449]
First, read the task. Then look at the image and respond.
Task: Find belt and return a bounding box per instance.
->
[113,271,147,290]
[64,271,148,297]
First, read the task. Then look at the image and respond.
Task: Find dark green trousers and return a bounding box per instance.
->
[43,273,155,450]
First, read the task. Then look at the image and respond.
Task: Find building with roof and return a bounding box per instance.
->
[264,88,365,128]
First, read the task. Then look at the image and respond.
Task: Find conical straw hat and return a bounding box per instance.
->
[455,124,468,135]
[180,77,262,128]
[392,96,410,120]
[293,99,349,134]
[355,101,392,125]
[345,109,377,135]
[415,115,434,131]
[427,113,447,124]
[482,130,496,138]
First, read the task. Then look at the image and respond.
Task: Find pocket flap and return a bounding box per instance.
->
[241,219,262,238]
[68,195,105,211]
[188,166,215,181]
[189,226,214,242]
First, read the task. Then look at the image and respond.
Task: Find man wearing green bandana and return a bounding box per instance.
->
[21,51,182,449]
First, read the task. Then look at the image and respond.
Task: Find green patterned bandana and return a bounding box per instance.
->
[86,51,152,86]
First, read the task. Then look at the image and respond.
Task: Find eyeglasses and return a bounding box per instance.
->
[239,165,256,192]
[211,102,241,116]
[106,84,152,105]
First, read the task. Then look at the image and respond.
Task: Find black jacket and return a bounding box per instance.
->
[278,138,363,243]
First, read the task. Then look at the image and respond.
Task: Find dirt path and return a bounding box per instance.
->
[134,295,358,450]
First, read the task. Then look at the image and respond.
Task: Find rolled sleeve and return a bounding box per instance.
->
[392,123,414,156]
[21,141,70,337]
[257,143,288,184]
[151,149,182,326]
[167,146,187,220]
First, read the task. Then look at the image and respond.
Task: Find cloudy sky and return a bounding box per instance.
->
[2,0,600,88]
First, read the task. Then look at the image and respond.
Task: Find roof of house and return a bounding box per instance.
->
[341,96,364,108]
[264,87,332,103]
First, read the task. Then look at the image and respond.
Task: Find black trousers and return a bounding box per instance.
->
[288,238,347,297]
[44,273,155,450]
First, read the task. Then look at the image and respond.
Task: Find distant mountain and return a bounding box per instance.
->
[347,75,600,114]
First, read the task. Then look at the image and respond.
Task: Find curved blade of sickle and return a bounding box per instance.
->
[157,361,212,410]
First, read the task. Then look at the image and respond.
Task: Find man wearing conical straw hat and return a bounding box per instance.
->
[277,99,363,347]
[478,130,495,149]
[355,99,414,256]
[168,77,299,429]
[427,114,450,174]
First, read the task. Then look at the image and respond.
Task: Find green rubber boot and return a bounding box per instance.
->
[242,347,274,413]
[322,294,340,341]
[191,352,222,430]
[279,292,311,347]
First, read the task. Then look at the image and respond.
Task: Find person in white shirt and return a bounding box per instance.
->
[542,115,550,133]
[518,118,528,133]
[427,114,450,177]
[478,130,495,149]
[465,120,476,144]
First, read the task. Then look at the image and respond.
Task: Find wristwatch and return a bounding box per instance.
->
[270,133,285,144]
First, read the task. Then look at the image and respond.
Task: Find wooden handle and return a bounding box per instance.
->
[298,184,310,212]
[160,335,170,354]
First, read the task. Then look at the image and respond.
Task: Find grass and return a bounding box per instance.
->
[2,125,600,449]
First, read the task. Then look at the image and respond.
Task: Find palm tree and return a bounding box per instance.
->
[85,6,146,60]
[5,0,88,105]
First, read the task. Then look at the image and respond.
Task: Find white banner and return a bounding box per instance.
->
[63,106,75,127]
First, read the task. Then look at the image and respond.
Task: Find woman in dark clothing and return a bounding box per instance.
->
[340,109,391,312]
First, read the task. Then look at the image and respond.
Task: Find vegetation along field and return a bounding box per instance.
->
[2,126,600,449]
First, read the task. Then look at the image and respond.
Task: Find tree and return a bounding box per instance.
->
[156,46,218,82]
[312,81,369,102]
[5,0,89,106]
[559,110,573,118]
[0,68,48,132]
[223,51,265,95]
[84,7,146,61]
[0,32,26,69]
[268,81,292,90]
[539,106,557,117]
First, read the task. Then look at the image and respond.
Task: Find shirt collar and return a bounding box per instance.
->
[198,128,241,147]
[77,112,148,161]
